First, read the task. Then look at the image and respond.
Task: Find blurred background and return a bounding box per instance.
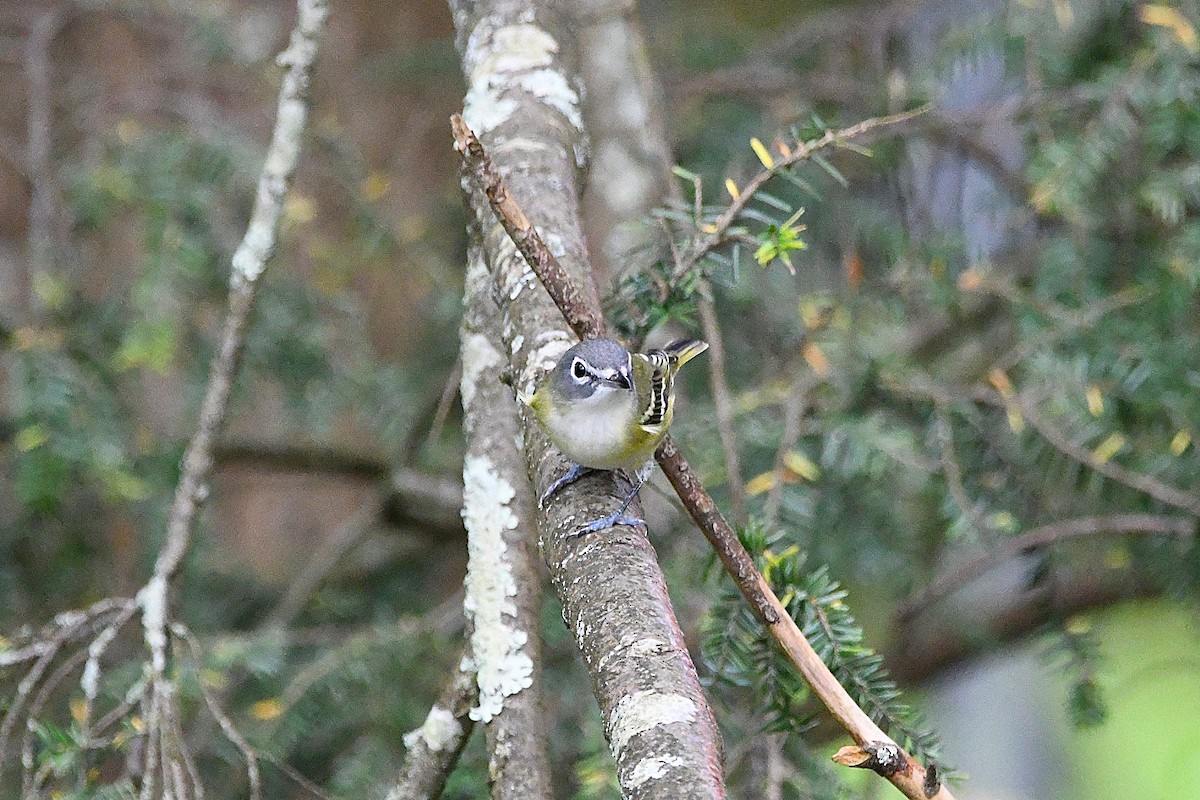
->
[2,0,1200,797]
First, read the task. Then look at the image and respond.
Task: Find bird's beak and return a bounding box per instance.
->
[606,369,631,389]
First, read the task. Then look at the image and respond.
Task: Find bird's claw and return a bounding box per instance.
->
[569,513,646,537]
[540,463,593,507]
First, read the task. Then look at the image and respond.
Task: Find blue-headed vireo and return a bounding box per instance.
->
[522,336,708,533]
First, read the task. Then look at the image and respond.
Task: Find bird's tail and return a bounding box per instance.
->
[660,339,709,370]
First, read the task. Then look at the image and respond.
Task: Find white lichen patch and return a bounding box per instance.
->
[402,705,461,753]
[507,268,538,301]
[520,335,572,397]
[608,691,697,758]
[493,137,554,157]
[462,83,517,135]
[461,22,581,136]
[627,754,686,788]
[460,332,503,413]
[597,636,669,675]
[461,455,533,723]
[479,24,557,75]
[462,24,555,135]
[517,68,582,131]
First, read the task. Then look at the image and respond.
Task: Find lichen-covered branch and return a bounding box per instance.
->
[457,229,553,796]
[388,650,480,800]
[139,4,327,792]
[448,1,727,796]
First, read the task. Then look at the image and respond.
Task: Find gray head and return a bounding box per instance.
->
[550,337,633,401]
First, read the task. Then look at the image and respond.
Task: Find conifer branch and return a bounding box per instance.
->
[669,106,929,284]
[1009,390,1200,516]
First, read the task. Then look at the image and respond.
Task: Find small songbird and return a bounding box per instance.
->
[523,337,708,533]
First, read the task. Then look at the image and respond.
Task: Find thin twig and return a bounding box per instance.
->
[421,357,464,458]
[898,513,1196,621]
[764,367,821,530]
[450,114,604,341]
[934,400,992,541]
[176,625,262,800]
[697,291,748,523]
[453,114,952,800]
[136,2,327,778]
[262,496,383,629]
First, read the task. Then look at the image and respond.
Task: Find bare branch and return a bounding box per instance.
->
[177,625,262,800]
[898,514,1196,622]
[889,570,1163,685]
[934,400,993,541]
[449,114,603,341]
[262,497,383,630]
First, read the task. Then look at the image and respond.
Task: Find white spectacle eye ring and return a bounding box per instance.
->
[571,359,588,381]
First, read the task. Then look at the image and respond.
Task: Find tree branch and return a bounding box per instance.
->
[456,212,553,797]
[388,648,480,800]
[888,570,1165,685]
[138,9,327,785]
[0,3,328,795]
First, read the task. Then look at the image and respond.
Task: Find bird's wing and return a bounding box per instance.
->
[635,350,672,429]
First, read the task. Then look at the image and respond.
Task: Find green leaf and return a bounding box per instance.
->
[114,318,178,373]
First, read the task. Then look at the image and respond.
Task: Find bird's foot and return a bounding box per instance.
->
[569,512,646,537]
[568,471,649,536]
[541,463,595,507]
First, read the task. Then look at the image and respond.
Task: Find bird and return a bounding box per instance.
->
[522,336,708,534]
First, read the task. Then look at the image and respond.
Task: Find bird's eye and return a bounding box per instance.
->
[571,359,588,380]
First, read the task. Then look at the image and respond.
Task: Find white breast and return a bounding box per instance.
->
[542,386,637,469]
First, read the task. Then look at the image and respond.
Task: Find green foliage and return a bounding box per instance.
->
[1053,617,1109,728]
[703,521,945,769]
[754,208,808,272]
[606,256,702,341]
[608,121,851,342]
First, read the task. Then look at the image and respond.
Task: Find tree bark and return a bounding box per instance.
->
[448,1,727,797]
[458,230,555,797]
